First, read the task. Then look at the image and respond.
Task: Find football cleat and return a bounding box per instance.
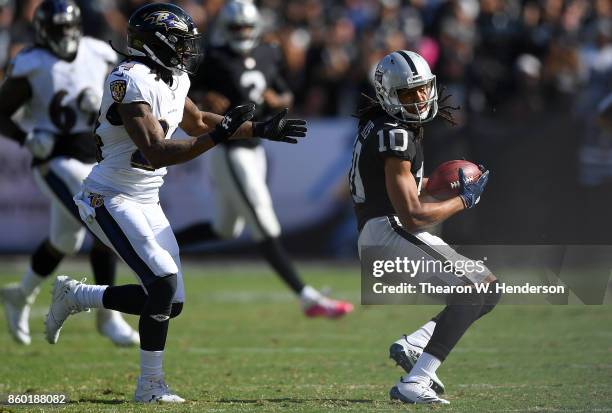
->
[389,335,445,394]
[303,297,354,319]
[1,283,38,345]
[96,309,139,347]
[134,376,185,403]
[44,276,90,344]
[390,377,449,404]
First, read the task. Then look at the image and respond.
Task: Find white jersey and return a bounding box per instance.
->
[10,37,116,135]
[85,61,190,203]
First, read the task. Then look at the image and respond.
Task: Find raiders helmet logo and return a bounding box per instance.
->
[110,80,127,103]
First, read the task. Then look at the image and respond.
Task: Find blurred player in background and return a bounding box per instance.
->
[42,3,306,403]
[0,0,138,346]
[350,50,499,404]
[175,0,353,319]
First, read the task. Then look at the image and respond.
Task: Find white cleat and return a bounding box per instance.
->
[134,376,185,403]
[389,335,445,394]
[390,377,450,404]
[1,283,37,345]
[44,276,89,344]
[96,309,139,347]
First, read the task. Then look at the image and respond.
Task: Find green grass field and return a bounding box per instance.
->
[0,259,611,412]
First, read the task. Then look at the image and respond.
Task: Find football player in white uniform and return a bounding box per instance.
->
[43,3,307,403]
[350,51,499,404]
[0,0,138,346]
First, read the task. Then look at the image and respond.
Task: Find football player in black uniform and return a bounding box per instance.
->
[0,0,138,346]
[350,50,499,404]
[175,0,353,318]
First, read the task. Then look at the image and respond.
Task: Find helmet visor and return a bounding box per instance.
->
[396,77,437,122]
[175,33,203,74]
[47,23,81,59]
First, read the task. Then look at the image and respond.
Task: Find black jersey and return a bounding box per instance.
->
[349,113,424,231]
[193,43,290,148]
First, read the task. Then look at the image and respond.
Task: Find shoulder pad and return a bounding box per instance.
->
[8,47,42,78]
[375,122,418,161]
[82,37,118,64]
[107,63,153,105]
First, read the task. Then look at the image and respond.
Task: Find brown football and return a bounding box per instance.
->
[425,160,481,200]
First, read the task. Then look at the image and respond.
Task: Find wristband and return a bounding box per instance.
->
[209,126,229,145]
[251,121,264,138]
[251,122,266,138]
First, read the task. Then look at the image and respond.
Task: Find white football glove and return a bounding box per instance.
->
[24,129,56,159]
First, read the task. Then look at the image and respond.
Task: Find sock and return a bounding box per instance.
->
[139,315,169,351]
[405,320,436,349]
[407,352,442,385]
[90,240,117,286]
[74,283,107,309]
[20,268,45,298]
[174,222,220,247]
[423,292,484,362]
[140,349,164,379]
[139,276,176,351]
[258,237,305,294]
[300,285,322,305]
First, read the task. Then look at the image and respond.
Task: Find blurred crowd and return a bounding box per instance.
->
[1,0,612,245]
[1,0,610,118]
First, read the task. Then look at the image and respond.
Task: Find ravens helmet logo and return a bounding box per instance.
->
[143,11,189,32]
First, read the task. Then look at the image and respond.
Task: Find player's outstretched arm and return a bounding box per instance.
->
[0,77,31,144]
[119,101,254,169]
[385,157,465,231]
[180,98,306,144]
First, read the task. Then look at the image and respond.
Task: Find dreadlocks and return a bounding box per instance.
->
[436,85,460,126]
[353,85,460,130]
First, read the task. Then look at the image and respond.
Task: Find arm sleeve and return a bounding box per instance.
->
[376,126,417,161]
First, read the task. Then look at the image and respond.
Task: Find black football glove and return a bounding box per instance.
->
[210,103,256,144]
[458,167,489,209]
[252,109,307,144]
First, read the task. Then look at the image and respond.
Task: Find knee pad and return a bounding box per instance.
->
[249,208,281,241]
[170,302,183,318]
[479,280,502,318]
[446,285,485,307]
[31,240,64,276]
[143,274,177,322]
[50,227,86,255]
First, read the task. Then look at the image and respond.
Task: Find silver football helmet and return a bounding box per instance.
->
[373,50,438,124]
[217,0,260,54]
